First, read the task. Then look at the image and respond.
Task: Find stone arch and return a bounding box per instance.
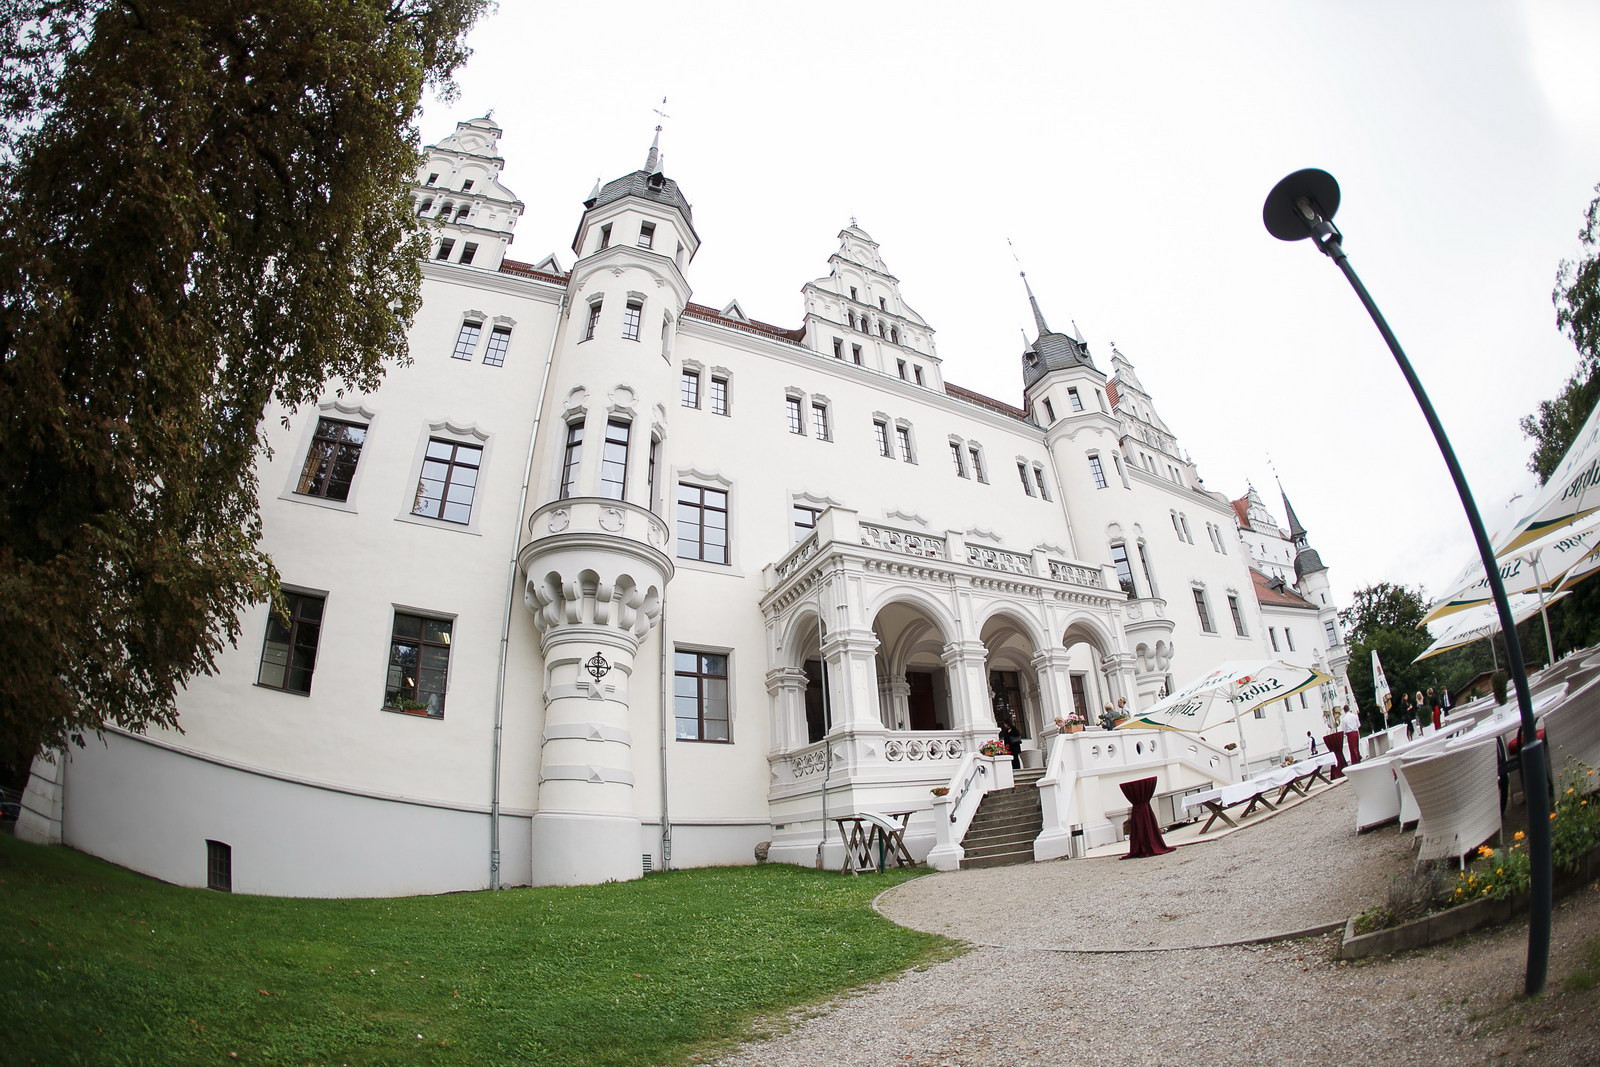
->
[869,594,957,732]
[979,609,1046,745]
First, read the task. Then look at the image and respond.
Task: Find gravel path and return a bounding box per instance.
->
[711,782,1600,1066]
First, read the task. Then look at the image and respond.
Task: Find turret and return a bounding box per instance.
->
[414,116,524,271]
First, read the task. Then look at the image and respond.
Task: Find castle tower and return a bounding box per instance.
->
[413,116,524,270]
[516,132,698,885]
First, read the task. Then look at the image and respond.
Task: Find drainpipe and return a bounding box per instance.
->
[814,575,833,868]
[489,289,567,889]
[658,591,672,870]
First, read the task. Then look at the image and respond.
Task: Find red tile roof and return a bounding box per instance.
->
[1250,567,1315,609]
[1106,378,1121,409]
[1231,495,1252,530]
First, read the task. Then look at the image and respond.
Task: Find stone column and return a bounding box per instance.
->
[882,676,911,730]
[821,628,882,731]
[943,640,996,733]
[765,666,809,754]
[1031,648,1074,725]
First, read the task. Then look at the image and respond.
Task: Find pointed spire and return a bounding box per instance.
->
[644,126,661,174]
[1072,319,1085,343]
[587,177,601,201]
[1278,478,1308,542]
[1021,272,1050,336]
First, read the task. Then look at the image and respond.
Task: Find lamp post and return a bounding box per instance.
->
[1263,169,1552,995]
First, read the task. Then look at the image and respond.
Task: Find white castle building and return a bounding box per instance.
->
[18,118,1351,895]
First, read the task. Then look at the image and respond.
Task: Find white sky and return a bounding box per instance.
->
[422,0,1600,612]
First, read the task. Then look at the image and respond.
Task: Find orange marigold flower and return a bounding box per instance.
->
[1478,845,1495,857]
[1514,831,1525,841]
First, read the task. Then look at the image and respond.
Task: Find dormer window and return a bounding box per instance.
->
[638,221,656,249]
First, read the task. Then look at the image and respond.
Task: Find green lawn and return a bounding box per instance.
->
[0,834,958,1066]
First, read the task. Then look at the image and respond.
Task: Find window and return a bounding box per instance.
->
[256,591,324,694]
[459,242,478,265]
[600,420,629,500]
[675,650,730,742]
[206,840,232,893]
[951,441,967,477]
[1269,627,1280,652]
[969,446,986,482]
[599,223,612,250]
[1088,454,1107,489]
[878,296,887,310]
[833,337,843,359]
[1324,619,1339,647]
[454,203,469,222]
[451,319,482,360]
[460,179,473,191]
[584,300,602,341]
[647,437,659,511]
[896,425,914,463]
[1138,543,1158,597]
[1033,465,1051,500]
[851,344,862,365]
[680,368,700,408]
[1068,387,1084,412]
[710,375,729,416]
[1019,461,1035,496]
[786,395,804,435]
[622,299,642,341]
[412,439,482,524]
[874,419,892,457]
[417,196,433,216]
[1193,589,1215,633]
[847,310,856,330]
[1042,398,1056,424]
[1228,595,1247,636]
[295,418,366,502]
[811,402,830,441]
[426,172,438,185]
[1285,628,1295,652]
[891,327,900,344]
[385,612,452,716]
[559,422,583,499]
[1109,542,1136,597]
[435,238,454,260]
[792,504,820,543]
[482,324,511,367]
[897,359,908,380]
[913,366,925,386]
[638,221,655,248]
[1180,515,1193,543]
[849,286,858,300]
[677,483,729,564]
[1112,454,1128,487]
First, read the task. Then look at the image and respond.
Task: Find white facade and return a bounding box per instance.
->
[19,119,1350,894]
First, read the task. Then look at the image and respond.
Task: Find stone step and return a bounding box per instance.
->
[963,848,1036,869]
[963,827,1039,853]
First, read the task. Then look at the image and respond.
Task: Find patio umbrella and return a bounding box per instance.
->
[1116,659,1332,778]
[1372,649,1392,720]
[1495,398,1600,556]
[1413,591,1569,662]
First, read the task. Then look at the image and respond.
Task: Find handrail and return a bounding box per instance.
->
[948,760,988,823]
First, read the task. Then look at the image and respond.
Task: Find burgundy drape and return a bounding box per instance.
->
[1120,776,1175,859]
[1324,732,1347,778]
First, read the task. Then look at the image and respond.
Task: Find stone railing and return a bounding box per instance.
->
[860,522,946,559]
[1049,560,1104,588]
[775,533,819,580]
[966,545,1034,575]
[883,734,965,762]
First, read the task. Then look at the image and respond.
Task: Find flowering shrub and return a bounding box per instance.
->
[1453,764,1600,905]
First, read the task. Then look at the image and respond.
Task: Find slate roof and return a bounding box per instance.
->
[586,170,699,240]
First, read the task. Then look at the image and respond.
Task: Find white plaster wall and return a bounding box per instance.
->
[60,731,533,897]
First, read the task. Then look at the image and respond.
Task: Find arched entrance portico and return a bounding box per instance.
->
[979,611,1045,759]
[872,599,955,732]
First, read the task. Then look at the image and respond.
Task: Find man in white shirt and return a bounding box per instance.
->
[1339,706,1362,765]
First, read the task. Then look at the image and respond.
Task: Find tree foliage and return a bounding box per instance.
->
[0,0,487,764]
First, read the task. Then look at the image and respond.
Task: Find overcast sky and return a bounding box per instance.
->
[422,1,1600,616]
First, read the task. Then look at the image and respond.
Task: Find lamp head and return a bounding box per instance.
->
[1263,168,1341,242]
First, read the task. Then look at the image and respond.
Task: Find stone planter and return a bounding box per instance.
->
[1338,842,1600,960]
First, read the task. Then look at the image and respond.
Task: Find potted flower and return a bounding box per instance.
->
[930,786,949,797]
[979,740,1008,757]
[1054,713,1086,734]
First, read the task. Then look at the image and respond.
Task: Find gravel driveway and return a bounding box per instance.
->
[711,782,1600,1065]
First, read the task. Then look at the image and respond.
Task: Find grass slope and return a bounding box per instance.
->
[0,835,957,1065]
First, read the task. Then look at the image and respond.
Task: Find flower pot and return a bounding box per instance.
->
[1066,724,1084,734]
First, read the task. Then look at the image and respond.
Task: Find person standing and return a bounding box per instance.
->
[1426,687,1442,730]
[1339,705,1362,765]
[1400,692,1415,739]
[999,718,1022,769]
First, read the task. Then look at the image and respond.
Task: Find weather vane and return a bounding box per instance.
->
[652,96,670,130]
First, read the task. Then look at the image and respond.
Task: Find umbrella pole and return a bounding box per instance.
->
[1531,553,1556,665]
[1236,713,1250,781]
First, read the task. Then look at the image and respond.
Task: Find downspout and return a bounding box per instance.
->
[658,591,672,870]
[814,575,833,868]
[489,288,568,889]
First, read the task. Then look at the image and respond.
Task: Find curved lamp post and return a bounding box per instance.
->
[1263,169,1552,995]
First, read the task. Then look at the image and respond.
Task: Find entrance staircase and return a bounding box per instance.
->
[959,766,1044,868]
